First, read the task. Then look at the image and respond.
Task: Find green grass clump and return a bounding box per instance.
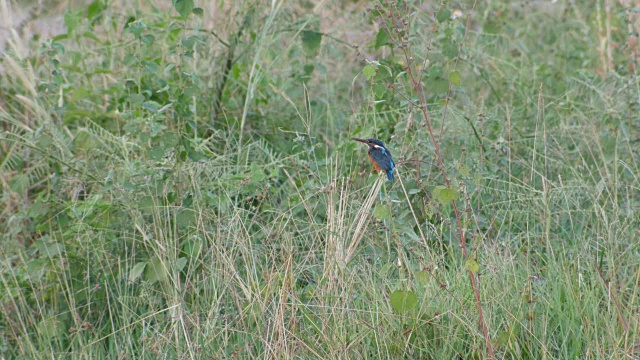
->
[1,0,639,358]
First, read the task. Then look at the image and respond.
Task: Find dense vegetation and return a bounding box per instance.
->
[1,0,639,358]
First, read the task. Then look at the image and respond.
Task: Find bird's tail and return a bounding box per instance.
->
[386,169,394,181]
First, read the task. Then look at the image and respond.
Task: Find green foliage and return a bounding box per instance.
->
[373,204,391,220]
[432,185,457,206]
[465,259,479,274]
[1,0,639,359]
[448,70,461,86]
[389,290,418,314]
[300,30,322,57]
[173,0,194,19]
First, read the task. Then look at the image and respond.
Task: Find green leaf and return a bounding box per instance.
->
[436,9,451,22]
[373,204,391,220]
[432,185,456,205]
[181,136,206,161]
[303,64,315,76]
[431,78,450,94]
[36,241,65,258]
[28,200,50,218]
[129,262,146,282]
[174,0,194,19]
[141,34,155,46]
[374,29,388,49]
[373,83,387,98]
[363,65,376,81]
[301,31,322,56]
[127,93,145,105]
[250,163,266,183]
[145,256,168,283]
[389,290,418,314]
[449,70,461,86]
[9,174,29,194]
[176,257,188,271]
[442,41,458,58]
[182,238,202,258]
[465,259,480,273]
[125,20,146,38]
[37,318,64,340]
[429,66,443,78]
[192,7,204,17]
[458,163,470,177]
[87,1,105,21]
[123,54,137,66]
[181,35,203,50]
[64,11,81,35]
[147,145,165,161]
[176,209,196,226]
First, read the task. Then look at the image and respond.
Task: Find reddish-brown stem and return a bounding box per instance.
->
[379,2,495,358]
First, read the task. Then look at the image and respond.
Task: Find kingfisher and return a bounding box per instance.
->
[352,138,395,181]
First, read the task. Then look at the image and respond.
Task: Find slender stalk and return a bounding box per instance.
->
[378,2,495,358]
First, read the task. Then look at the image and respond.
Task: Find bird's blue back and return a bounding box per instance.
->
[369,143,395,181]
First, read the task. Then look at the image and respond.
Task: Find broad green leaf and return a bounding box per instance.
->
[182,238,202,258]
[250,163,266,183]
[36,241,65,258]
[28,200,50,218]
[301,31,322,56]
[146,145,165,161]
[176,257,188,271]
[458,163,470,177]
[141,34,155,46]
[429,66,443,77]
[181,136,206,161]
[123,54,136,67]
[129,262,146,282]
[127,93,145,105]
[303,64,315,75]
[176,209,196,227]
[465,259,480,273]
[449,70,461,86]
[192,7,204,17]
[436,9,451,22]
[431,78,450,94]
[37,318,64,340]
[373,83,387,98]
[432,185,456,205]
[145,256,168,283]
[64,11,81,35]
[174,0,194,19]
[442,41,458,58]
[9,174,29,194]
[389,290,418,314]
[374,29,388,49]
[373,204,391,220]
[87,1,105,21]
[363,65,376,81]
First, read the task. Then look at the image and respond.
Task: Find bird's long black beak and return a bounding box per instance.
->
[352,138,367,144]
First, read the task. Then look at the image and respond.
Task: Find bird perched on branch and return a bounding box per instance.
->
[352,138,395,181]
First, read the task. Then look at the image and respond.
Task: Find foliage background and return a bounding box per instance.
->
[1,0,639,358]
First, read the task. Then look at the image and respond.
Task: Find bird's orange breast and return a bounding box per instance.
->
[368,153,383,171]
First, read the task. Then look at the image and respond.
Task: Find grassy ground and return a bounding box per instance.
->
[1,0,639,358]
